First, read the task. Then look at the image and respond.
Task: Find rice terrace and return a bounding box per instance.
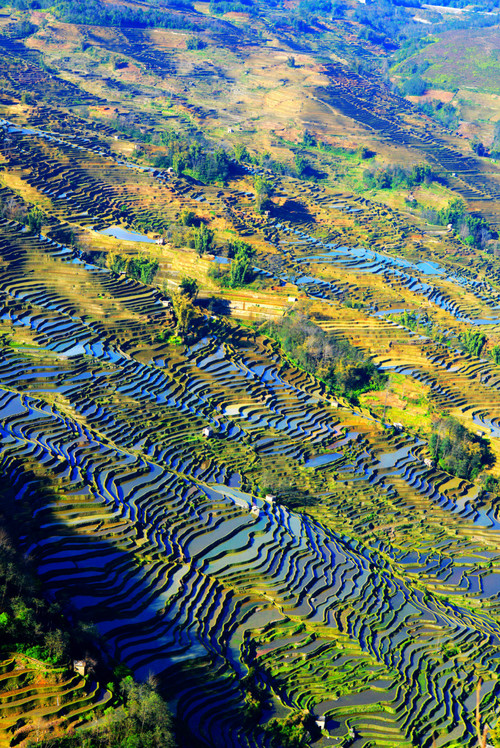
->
[2,0,500,746]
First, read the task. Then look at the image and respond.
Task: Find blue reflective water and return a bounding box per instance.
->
[99,226,156,243]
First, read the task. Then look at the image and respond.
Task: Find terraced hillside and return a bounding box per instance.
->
[4,232,500,748]
[0,655,111,747]
[2,1,500,747]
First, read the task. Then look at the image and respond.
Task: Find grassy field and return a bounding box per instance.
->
[397,27,500,96]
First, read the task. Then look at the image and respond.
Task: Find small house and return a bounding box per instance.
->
[202,427,213,439]
[250,504,260,516]
[73,660,86,676]
[316,716,326,730]
[265,494,276,505]
[424,457,434,469]
[393,422,404,431]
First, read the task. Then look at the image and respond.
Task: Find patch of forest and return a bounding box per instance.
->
[261,313,387,402]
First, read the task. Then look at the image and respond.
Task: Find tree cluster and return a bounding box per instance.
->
[36,677,177,748]
[208,241,255,288]
[264,711,311,748]
[363,163,434,190]
[460,328,486,357]
[209,0,256,14]
[189,224,214,256]
[263,313,386,401]
[491,120,500,158]
[54,0,202,30]
[422,198,492,249]
[419,100,458,130]
[154,137,230,185]
[429,416,493,480]
[108,254,158,285]
[0,527,70,665]
[185,36,206,49]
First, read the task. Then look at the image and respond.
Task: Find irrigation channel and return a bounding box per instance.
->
[2,121,500,747]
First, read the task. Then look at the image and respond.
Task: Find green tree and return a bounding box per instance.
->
[179,276,199,300]
[264,711,309,748]
[44,629,69,665]
[108,253,127,274]
[460,329,486,358]
[234,143,249,163]
[492,120,500,156]
[191,224,214,256]
[229,243,254,287]
[172,152,186,176]
[179,209,197,227]
[302,130,316,147]
[171,291,195,337]
[294,153,309,178]
[490,724,500,748]
[254,176,272,213]
[402,74,427,96]
[126,257,159,285]
[26,206,45,235]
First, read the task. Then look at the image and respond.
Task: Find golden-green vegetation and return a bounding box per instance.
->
[0,0,499,746]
